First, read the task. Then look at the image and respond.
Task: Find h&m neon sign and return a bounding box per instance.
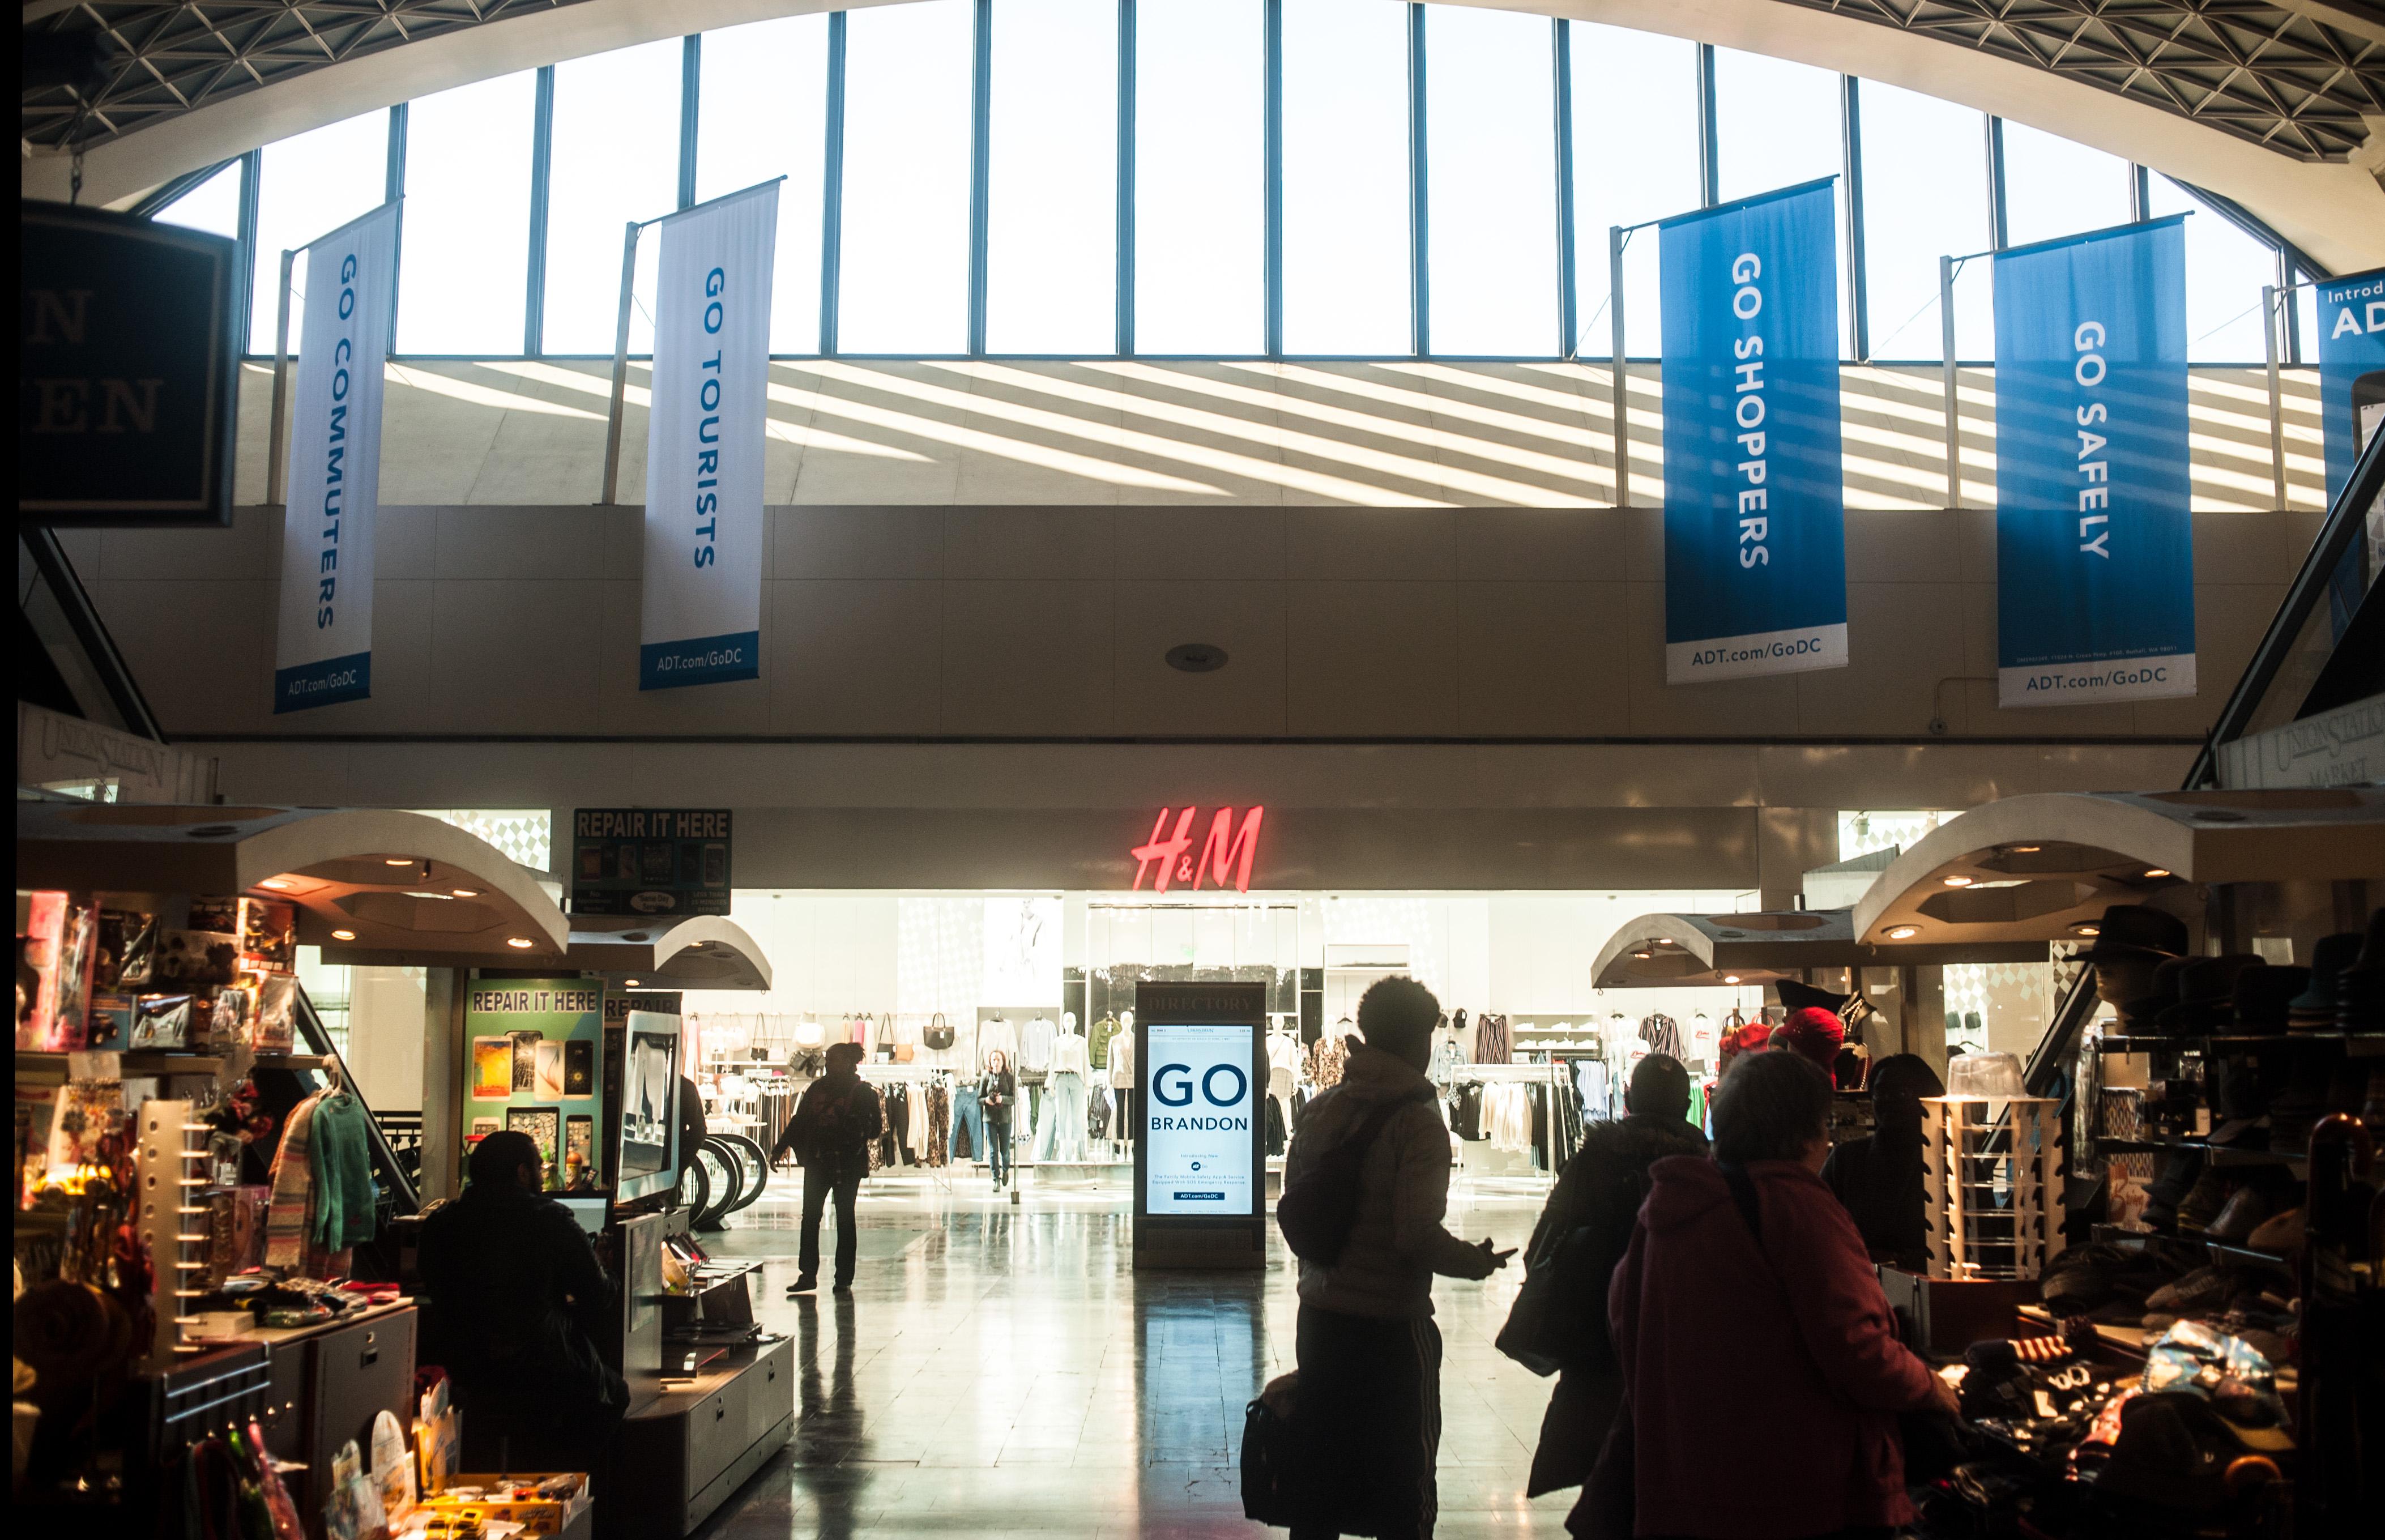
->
[1130,807,1265,893]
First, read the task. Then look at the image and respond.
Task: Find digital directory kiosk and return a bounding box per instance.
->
[1132,981,1269,1270]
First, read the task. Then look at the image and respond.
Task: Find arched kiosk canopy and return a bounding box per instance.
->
[15,801,571,960]
[1593,907,2043,991]
[1850,789,2385,949]
[559,915,774,992]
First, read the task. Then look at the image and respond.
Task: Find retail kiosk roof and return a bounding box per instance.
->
[1851,789,2385,949]
[15,801,570,961]
[1592,907,2042,990]
[560,915,773,991]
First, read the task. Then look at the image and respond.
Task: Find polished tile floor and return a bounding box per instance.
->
[692,1172,1576,1539]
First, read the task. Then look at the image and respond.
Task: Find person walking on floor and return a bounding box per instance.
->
[1520,1053,1709,1501]
[1597,1050,1959,1540]
[979,1049,1017,1189]
[1282,976,1512,1540]
[770,1042,884,1295]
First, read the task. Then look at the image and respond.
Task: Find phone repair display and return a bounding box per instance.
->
[613,1010,685,1204]
[462,979,605,1193]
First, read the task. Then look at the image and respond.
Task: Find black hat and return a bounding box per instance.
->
[2288,933,2360,1030]
[2077,905,2190,961]
[2097,1393,2233,1511]
[1773,977,1850,1014]
[2156,955,2263,1033]
[2229,965,2309,1034]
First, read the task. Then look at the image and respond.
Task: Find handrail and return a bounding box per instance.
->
[19,527,168,743]
[2183,424,2385,789]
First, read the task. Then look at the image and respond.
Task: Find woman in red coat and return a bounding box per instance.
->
[1604,1051,1957,1538]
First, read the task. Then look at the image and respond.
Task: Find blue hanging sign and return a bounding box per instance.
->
[1658,178,1848,684]
[2313,266,2385,506]
[1993,217,2195,708]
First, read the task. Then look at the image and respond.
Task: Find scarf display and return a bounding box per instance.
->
[263,1093,320,1269]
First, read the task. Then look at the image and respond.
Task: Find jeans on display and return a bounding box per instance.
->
[799,1162,863,1286]
[950,1086,984,1162]
[985,1117,1012,1183]
[1035,1070,1088,1163]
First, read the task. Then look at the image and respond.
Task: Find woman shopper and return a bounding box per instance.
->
[1820,1053,1945,1272]
[1282,977,1510,1540]
[1601,1050,1957,1540]
[979,1048,1017,1189]
[770,1042,884,1295]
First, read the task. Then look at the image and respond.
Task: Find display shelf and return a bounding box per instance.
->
[2098,1136,2307,1170]
[2096,1032,2385,1052]
[2089,1223,2297,1275]
[16,1049,226,1082]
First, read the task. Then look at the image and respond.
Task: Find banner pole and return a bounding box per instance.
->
[1939,255,1961,510]
[265,249,296,507]
[600,219,641,506]
[2262,283,2288,511]
[1610,225,1628,506]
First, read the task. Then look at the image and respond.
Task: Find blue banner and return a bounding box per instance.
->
[2314,267,2385,505]
[1658,179,1847,683]
[1993,217,2195,707]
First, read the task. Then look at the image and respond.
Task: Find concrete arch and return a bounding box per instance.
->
[24,0,2383,272]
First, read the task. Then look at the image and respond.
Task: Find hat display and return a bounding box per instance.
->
[1772,1006,1844,1069]
[2288,932,2360,1031]
[1773,977,1850,1015]
[2335,907,2385,1033]
[2229,965,2309,1035]
[2077,905,2190,962]
[2154,954,2264,1034]
[2096,1393,2232,1511]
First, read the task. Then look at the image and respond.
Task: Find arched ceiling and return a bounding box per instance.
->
[21,0,2385,270]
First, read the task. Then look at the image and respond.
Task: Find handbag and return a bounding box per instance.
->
[1239,1373,1309,1526]
[793,1017,825,1049]
[923,1012,955,1051]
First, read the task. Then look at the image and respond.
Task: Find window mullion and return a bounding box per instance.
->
[1117,0,1136,356]
[968,0,993,357]
[679,35,701,211]
[1552,18,1575,361]
[1407,0,1427,358]
[526,64,556,355]
[1841,75,1867,362]
[822,12,847,356]
[1264,0,1283,359]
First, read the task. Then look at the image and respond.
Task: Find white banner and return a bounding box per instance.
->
[641,181,778,690]
[274,201,398,713]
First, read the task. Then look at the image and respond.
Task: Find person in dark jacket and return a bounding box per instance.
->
[771,1042,884,1295]
[1820,1052,1945,1272]
[1604,1051,1958,1540]
[979,1050,1017,1189]
[1522,1054,1708,1499]
[418,1131,627,1474]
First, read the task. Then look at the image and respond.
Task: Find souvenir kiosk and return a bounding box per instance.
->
[14,801,566,1537]
[1837,788,2383,1537]
[331,908,786,1539]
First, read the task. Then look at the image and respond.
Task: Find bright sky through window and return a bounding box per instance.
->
[252,110,387,354]
[156,161,242,241]
[696,15,830,356]
[839,0,974,352]
[543,40,681,354]
[1134,0,1264,354]
[1282,0,1410,355]
[1424,6,1558,355]
[1858,80,1992,361]
[1568,24,1698,358]
[399,71,536,355]
[987,0,1117,354]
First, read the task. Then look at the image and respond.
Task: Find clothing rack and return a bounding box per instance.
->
[1445,1061,1571,1185]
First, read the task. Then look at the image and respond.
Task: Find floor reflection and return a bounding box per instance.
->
[692,1182,1568,1538]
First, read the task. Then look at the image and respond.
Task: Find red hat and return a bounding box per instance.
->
[1717,1020,1773,1074]
[1773,1007,1845,1069]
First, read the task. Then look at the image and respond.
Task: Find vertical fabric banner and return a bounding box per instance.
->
[274,201,398,713]
[1993,217,2194,707]
[641,181,779,690]
[1659,178,1848,684]
[2313,267,2385,505]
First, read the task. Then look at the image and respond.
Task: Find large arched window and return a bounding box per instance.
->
[156,0,2319,368]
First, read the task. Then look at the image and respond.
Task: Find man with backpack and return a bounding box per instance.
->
[1515,1054,1708,1499]
[1277,977,1509,1540]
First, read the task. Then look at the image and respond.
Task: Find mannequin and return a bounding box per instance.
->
[1109,1010,1138,1157]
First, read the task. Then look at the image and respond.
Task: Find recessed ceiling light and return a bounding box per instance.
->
[1885,925,1920,940]
[624,979,642,988]
[505,937,535,949]
[383,857,415,867]
[2011,845,2041,854]
[1942,874,1974,887]
[330,928,356,941]
[1631,949,1653,960]
[259,878,292,890]
[2142,868,2170,879]
[2072,923,2102,937]
[451,888,480,898]
[1722,974,1742,984]
[1654,938,1678,947]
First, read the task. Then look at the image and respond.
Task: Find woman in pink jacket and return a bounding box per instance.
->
[1603,1050,1959,1539]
